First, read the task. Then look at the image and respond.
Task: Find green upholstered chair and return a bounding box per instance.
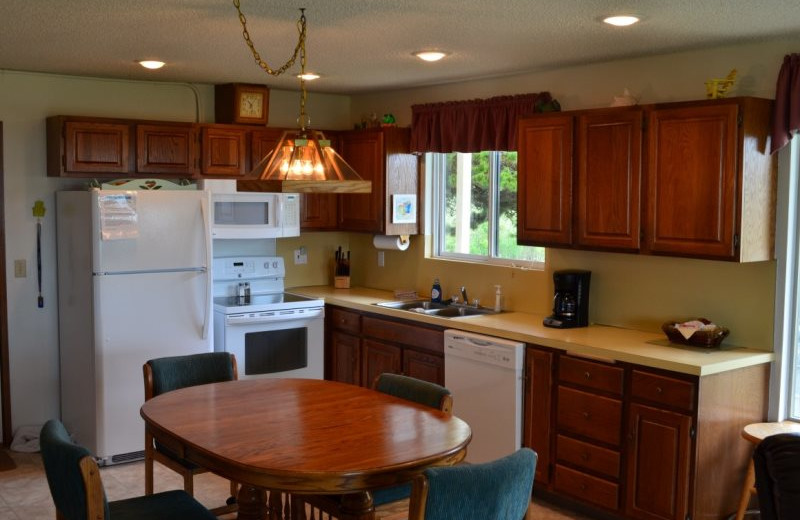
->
[143,352,238,514]
[408,447,537,520]
[299,373,453,517]
[40,419,217,520]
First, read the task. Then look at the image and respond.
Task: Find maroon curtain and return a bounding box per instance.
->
[772,53,800,154]
[410,92,552,153]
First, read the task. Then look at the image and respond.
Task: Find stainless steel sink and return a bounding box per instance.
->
[373,300,498,318]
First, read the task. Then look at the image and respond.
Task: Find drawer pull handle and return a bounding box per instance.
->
[656,386,663,393]
[582,411,590,419]
[584,371,591,379]
[580,452,589,461]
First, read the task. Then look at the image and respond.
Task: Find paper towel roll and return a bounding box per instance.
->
[372,235,410,251]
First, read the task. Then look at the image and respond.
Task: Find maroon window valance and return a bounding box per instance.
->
[772,53,800,154]
[410,92,552,153]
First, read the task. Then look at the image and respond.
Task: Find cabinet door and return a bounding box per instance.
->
[361,339,402,387]
[645,104,738,259]
[576,110,642,251]
[625,403,692,520]
[200,127,246,176]
[403,349,444,385]
[330,330,360,385]
[338,130,385,233]
[136,124,196,175]
[300,194,338,230]
[60,120,132,175]
[523,347,553,484]
[517,114,574,246]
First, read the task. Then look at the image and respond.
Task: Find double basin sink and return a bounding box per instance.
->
[373,299,499,318]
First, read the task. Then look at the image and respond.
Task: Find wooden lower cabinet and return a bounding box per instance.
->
[330,329,360,386]
[326,306,444,387]
[525,353,768,520]
[361,339,402,387]
[625,403,692,520]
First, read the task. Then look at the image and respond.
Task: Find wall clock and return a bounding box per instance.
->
[215,83,269,125]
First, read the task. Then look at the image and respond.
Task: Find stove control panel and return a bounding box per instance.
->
[213,256,285,281]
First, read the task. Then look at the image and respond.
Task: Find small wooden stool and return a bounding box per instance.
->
[733,421,800,520]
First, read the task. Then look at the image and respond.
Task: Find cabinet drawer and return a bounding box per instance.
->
[631,370,696,412]
[557,386,622,446]
[330,307,361,334]
[362,316,443,354]
[559,356,623,395]
[554,464,619,511]
[556,434,620,479]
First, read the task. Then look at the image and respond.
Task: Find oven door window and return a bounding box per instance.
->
[244,327,307,376]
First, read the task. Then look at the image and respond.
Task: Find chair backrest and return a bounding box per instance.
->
[144,352,237,400]
[409,447,537,520]
[373,373,453,414]
[754,432,800,520]
[40,419,109,520]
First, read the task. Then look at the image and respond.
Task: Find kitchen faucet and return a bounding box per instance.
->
[459,286,479,307]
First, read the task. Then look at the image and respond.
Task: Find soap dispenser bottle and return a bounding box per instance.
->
[431,278,443,303]
[494,285,504,312]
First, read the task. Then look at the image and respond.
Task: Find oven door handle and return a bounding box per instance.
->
[225,308,324,325]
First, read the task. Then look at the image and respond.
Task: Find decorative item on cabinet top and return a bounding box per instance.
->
[214,83,269,125]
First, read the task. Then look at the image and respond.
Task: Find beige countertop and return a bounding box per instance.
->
[289,285,774,377]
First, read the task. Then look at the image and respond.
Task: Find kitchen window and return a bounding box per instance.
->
[429,151,544,266]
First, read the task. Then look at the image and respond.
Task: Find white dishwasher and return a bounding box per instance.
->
[444,329,525,464]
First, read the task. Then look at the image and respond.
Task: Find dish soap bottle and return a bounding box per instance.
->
[494,285,504,312]
[431,278,442,303]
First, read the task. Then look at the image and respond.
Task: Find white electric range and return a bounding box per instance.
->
[212,256,324,379]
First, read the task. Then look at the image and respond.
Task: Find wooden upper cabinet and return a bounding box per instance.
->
[644,98,776,261]
[576,109,642,251]
[136,123,196,176]
[517,114,573,246]
[200,126,247,176]
[338,127,418,235]
[47,117,133,177]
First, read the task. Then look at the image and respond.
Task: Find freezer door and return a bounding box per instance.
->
[92,270,212,461]
[92,190,211,273]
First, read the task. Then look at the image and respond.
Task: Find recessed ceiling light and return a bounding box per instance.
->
[138,60,165,70]
[297,72,320,81]
[603,15,640,27]
[414,51,448,62]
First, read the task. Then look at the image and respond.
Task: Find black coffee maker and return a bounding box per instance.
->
[543,269,591,329]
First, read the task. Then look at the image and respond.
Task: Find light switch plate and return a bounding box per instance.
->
[14,259,26,278]
[294,248,308,265]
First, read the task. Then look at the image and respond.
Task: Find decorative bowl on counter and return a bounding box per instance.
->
[662,318,730,348]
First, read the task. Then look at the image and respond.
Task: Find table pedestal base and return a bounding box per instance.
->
[235,486,376,520]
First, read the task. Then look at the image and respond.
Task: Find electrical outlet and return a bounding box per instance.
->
[14,259,26,278]
[377,251,385,267]
[294,247,308,265]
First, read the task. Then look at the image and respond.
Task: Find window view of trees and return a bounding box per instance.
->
[437,151,544,263]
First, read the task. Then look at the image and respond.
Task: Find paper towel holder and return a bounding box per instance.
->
[372,234,410,251]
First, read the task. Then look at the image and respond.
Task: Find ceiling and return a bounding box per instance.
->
[1,0,799,95]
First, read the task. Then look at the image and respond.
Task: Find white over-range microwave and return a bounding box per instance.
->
[211,193,300,239]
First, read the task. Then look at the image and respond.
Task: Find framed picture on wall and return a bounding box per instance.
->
[392,194,416,224]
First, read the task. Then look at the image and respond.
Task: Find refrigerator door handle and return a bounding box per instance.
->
[201,195,211,340]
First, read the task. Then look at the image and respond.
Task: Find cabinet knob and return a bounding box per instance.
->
[580,452,589,461]
[656,386,663,393]
[582,411,590,419]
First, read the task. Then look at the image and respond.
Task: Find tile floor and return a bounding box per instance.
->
[0,448,591,520]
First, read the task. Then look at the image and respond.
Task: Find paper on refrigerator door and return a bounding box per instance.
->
[98,192,139,240]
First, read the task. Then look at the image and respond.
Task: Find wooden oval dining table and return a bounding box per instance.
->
[140,378,472,520]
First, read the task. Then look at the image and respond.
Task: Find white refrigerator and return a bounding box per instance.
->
[56,189,213,465]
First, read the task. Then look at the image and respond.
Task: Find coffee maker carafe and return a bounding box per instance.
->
[543,270,591,328]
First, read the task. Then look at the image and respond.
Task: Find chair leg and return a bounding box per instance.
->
[734,459,756,520]
[183,473,194,496]
[144,454,154,495]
